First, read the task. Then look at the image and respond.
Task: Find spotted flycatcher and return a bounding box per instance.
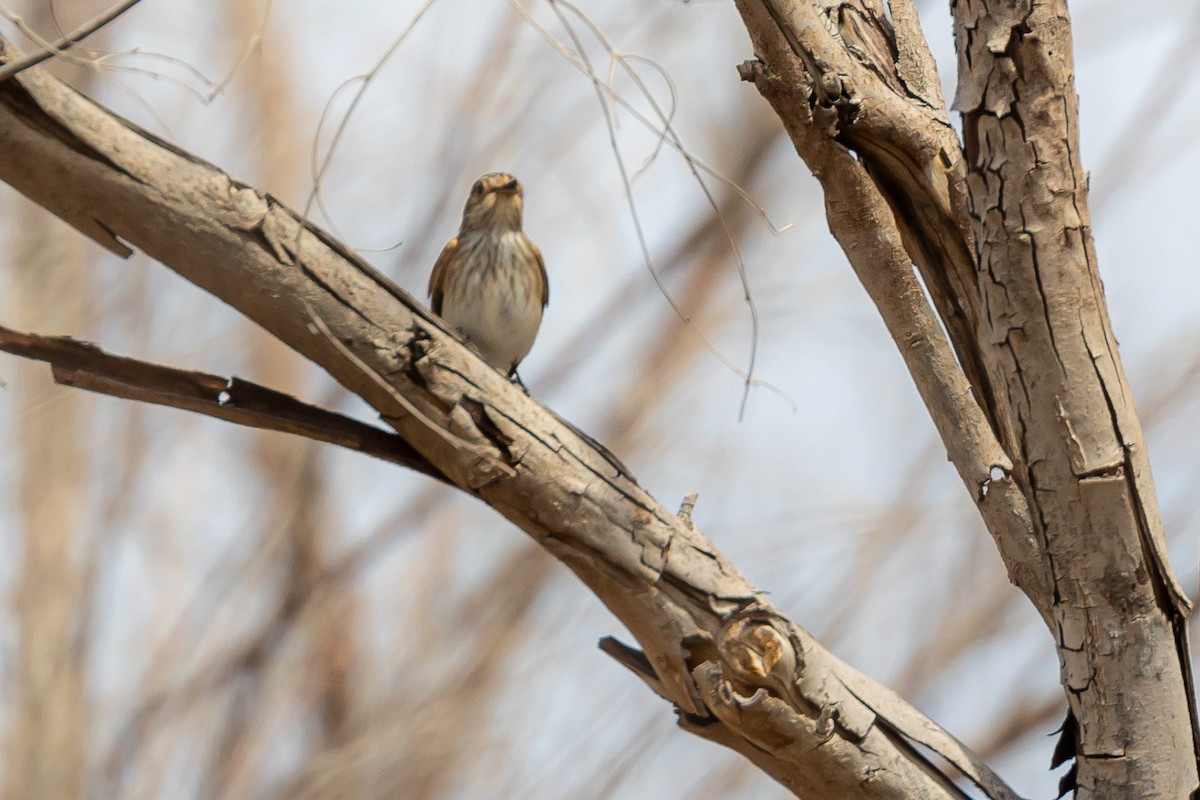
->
[428,172,548,378]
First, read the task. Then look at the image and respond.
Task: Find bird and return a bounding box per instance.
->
[428,172,548,379]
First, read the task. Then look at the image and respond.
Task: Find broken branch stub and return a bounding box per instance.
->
[0,37,1020,798]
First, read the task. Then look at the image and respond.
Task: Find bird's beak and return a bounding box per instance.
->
[498,178,520,194]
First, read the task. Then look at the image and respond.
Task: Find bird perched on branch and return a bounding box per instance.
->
[428,172,548,379]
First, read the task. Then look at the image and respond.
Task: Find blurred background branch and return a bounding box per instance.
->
[0,0,143,82]
[0,1,1195,798]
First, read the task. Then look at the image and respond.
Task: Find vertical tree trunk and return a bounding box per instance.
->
[952,1,1198,794]
[730,0,1200,795]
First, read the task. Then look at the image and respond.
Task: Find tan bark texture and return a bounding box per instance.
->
[2,0,1196,792]
[952,1,1198,796]
[0,38,1019,799]
[732,0,1198,796]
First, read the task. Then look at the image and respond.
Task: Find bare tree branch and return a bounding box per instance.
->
[0,34,1019,799]
[731,0,1199,794]
[735,54,1046,607]
[0,323,448,482]
[0,0,145,83]
[952,0,1199,793]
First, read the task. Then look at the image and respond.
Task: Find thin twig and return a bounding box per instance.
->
[0,323,449,482]
[556,0,763,419]
[204,0,274,101]
[540,0,762,419]
[508,0,792,236]
[0,0,145,83]
[303,0,437,243]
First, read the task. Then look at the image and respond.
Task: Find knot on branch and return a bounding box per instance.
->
[709,610,876,741]
[688,616,848,752]
[807,69,860,134]
[736,59,767,83]
[713,612,816,725]
[404,323,433,389]
[719,616,797,686]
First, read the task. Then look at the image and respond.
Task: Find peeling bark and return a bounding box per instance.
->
[0,38,1019,799]
[732,0,1198,795]
[952,1,1198,795]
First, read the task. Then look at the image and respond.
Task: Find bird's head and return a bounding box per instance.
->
[460,172,524,233]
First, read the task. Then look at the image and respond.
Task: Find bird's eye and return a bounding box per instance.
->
[471,183,484,197]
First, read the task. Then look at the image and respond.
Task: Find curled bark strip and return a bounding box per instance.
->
[0,34,1020,798]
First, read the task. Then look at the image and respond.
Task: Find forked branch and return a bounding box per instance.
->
[732,0,1199,794]
[0,324,447,482]
[0,36,1018,798]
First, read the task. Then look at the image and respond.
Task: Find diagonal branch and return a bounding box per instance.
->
[0,36,1020,799]
[736,54,1048,610]
[0,323,449,483]
[0,0,145,83]
[746,0,998,436]
[732,0,1198,794]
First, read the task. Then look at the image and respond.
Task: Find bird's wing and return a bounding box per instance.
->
[428,237,458,315]
[531,240,549,308]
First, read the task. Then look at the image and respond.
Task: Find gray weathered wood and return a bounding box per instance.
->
[732,0,1198,795]
[0,37,1019,799]
[952,0,1198,795]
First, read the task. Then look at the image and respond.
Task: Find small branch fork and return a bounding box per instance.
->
[733,13,1047,610]
[732,0,1198,794]
[0,32,1024,797]
[0,0,146,84]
